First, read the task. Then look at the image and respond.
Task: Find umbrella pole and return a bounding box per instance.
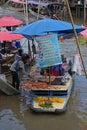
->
[84,1,86,25]
[49,67,51,85]
[65,0,87,78]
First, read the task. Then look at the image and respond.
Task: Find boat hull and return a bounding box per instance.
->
[29,77,73,113]
[0,78,20,95]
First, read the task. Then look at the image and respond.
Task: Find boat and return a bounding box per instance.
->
[0,76,20,95]
[29,8,46,19]
[21,59,73,113]
[30,75,72,113]
[9,0,67,19]
[28,1,67,19]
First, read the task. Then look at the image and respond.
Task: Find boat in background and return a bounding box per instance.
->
[29,8,46,19]
[8,0,67,20]
[28,1,67,19]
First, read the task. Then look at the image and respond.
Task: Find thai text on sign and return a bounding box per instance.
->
[34,34,62,68]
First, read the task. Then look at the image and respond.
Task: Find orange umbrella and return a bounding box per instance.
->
[0,16,23,27]
[80,29,87,39]
[0,30,24,41]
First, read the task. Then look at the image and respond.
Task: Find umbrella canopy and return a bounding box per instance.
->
[0,16,23,27]
[10,0,26,4]
[0,30,24,41]
[80,29,87,39]
[13,18,83,38]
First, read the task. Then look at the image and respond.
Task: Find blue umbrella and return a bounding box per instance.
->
[13,18,83,38]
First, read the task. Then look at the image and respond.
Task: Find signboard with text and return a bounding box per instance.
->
[34,34,62,68]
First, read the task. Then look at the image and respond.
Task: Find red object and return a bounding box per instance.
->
[10,0,26,4]
[0,16,23,27]
[51,70,59,76]
[0,30,24,41]
[80,29,87,39]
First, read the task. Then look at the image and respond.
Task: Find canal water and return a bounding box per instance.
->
[0,7,87,130]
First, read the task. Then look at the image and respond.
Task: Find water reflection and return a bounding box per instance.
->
[20,95,28,117]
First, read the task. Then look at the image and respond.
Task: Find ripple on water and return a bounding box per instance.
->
[0,109,26,130]
[71,75,87,123]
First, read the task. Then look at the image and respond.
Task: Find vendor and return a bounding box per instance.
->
[10,54,30,90]
[12,41,17,49]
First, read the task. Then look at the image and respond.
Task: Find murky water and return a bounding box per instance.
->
[0,7,87,130]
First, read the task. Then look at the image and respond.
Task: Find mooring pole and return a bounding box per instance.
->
[25,0,31,57]
[84,0,86,25]
[65,0,87,78]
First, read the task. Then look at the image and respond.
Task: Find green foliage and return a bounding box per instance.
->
[79,37,87,45]
[39,100,53,108]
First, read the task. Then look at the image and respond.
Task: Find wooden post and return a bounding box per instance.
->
[25,0,31,56]
[84,2,86,25]
[25,0,28,25]
[37,0,40,20]
[65,0,87,78]
[22,0,26,15]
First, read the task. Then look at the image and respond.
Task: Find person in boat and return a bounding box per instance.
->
[16,40,21,49]
[68,59,73,76]
[17,48,23,56]
[11,41,17,50]
[72,50,82,75]
[10,54,29,90]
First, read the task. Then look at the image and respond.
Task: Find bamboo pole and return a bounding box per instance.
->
[65,0,87,78]
[22,0,26,15]
[25,0,28,25]
[84,2,86,25]
[37,0,40,20]
[25,0,31,56]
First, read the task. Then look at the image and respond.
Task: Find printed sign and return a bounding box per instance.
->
[34,34,62,68]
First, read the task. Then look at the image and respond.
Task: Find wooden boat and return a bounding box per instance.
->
[0,77,20,95]
[29,8,46,19]
[28,1,67,19]
[22,73,73,113]
[30,76,72,113]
